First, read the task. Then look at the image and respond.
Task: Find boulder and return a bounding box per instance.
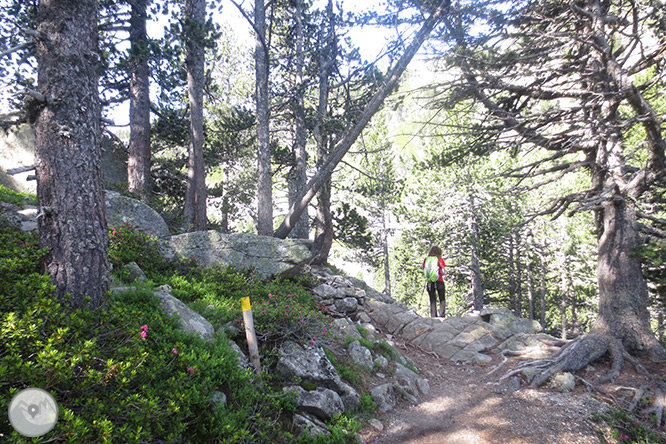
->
[550,372,576,393]
[394,363,429,397]
[106,191,170,238]
[292,413,329,437]
[166,231,311,279]
[275,341,360,410]
[154,286,215,341]
[479,307,543,338]
[370,383,396,413]
[122,262,147,283]
[348,341,373,370]
[1,124,127,195]
[286,386,345,421]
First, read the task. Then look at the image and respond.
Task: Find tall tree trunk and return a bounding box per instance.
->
[287,0,309,239]
[508,235,517,314]
[127,0,152,202]
[539,258,546,327]
[468,191,484,310]
[255,0,273,235]
[183,0,207,231]
[34,0,110,308]
[273,0,451,239]
[526,250,534,321]
[382,210,391,296]
[559,251,569,340]
[514,232,523,317]
[311,0,335,264]
[595,196,664,357]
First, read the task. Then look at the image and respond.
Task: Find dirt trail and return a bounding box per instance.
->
[358,339,632,444]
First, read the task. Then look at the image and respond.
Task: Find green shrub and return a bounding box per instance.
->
[592,407,666,444]
[0,224,334,443]
[0,184,36,207]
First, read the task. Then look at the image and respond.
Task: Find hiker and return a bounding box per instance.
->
[423,245,446,317]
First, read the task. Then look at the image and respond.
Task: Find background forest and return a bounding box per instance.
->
[1,0,665,342]
[1,1,666,441]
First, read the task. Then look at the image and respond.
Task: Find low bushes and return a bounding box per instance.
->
[0,224,362,443]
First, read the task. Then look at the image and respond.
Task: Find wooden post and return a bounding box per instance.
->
[241,297,261,372]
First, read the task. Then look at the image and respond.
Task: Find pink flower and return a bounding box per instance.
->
[172,348,178,354]
[268,294,273,298]
[187,367,194,373]
[140,325,148,331]
[285,305,290,308]
[112,230,117,234]
[140,331,147,338]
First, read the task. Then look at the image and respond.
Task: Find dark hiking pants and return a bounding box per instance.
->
[427,281,446,317]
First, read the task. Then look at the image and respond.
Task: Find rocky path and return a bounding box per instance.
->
[359,340,608,444]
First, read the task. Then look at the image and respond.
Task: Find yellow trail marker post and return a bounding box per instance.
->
[241,297,261,372]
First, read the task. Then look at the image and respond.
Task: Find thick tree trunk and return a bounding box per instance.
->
[595,196,665,358]
[287,0,309,239]
[310,0,335,265]
[183,0,207,231]
[255,0,273,236]
[273,0,451,239]
[34,0,110,308]
[127,0,152,202]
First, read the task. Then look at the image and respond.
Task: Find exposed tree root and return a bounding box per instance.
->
[499,332,609,387]
[641,383,664,427]
[499,331,665,429]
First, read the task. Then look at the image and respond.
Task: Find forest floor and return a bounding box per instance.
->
[358,337,666,444]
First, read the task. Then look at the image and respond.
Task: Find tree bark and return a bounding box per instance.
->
[34,0,110,308]
[539,250,547,327]
[595,196,664,357]
[311,0,335,264]
[287,0,309,239]
[127,0,152,202]
[183,0,207,231]
[255,0,273,236]
[526,250,534,321]
[382,210,391,296]
[468,191,484,310]
[274,0,451,239]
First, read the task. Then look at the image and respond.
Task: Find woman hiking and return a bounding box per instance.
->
[423,245,446,317]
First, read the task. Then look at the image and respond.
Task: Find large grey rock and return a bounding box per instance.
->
[275,341,360,410]
[333,318,363,340]
[155,286,215,341]
[122,262,147,283]
[293,413,329,437]
[497,333,561,360]
[370,383,396,413]
[394,363,429,397]
[348,341,373,370]
[0,124,37,194]
[166,231,311,279]
[480,307,543,338]
[286,386,344,421]
[1,124,127,194]
[550,372,576,393]
[106,191,170,238]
